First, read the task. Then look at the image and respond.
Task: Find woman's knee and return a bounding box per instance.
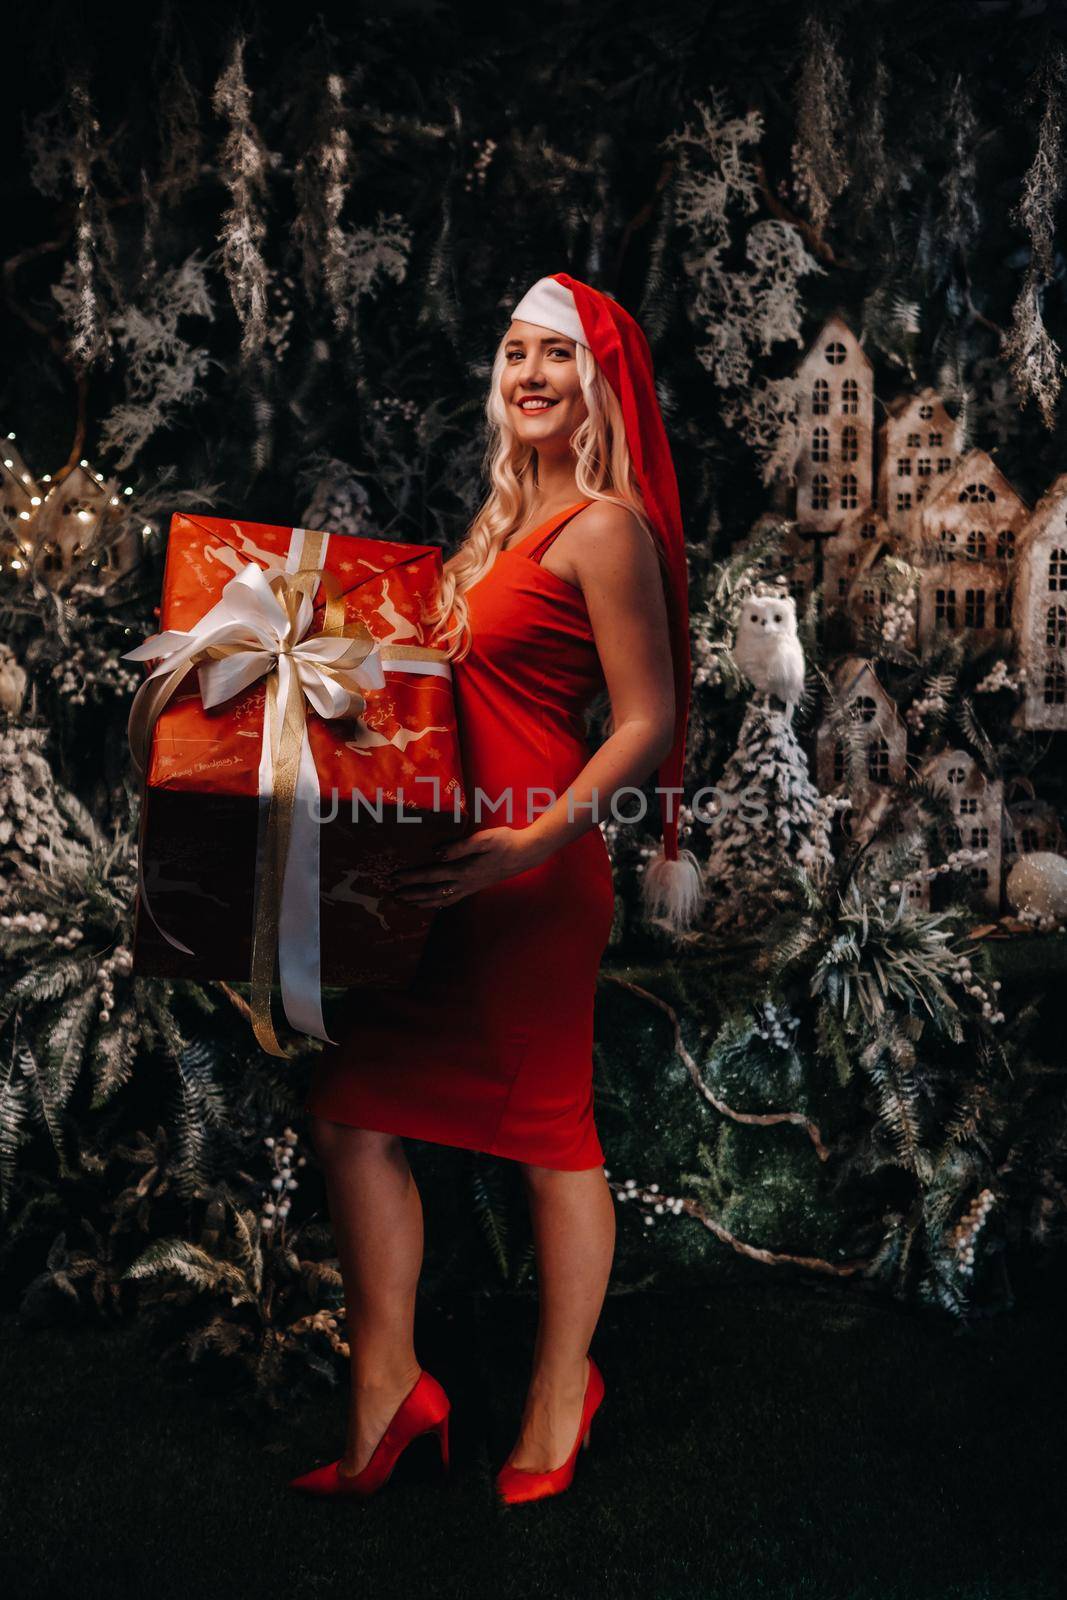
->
[308,1114,405,1167]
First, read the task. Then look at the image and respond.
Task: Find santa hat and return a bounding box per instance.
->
[510,272,704,932]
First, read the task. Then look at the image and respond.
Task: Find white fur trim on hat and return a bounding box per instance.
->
[510,276,589,348]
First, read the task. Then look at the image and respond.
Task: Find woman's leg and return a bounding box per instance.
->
[507,1162,616,1470]
[308,1115,425,1475]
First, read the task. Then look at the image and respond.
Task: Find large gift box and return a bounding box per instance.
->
[124,514,469,1054]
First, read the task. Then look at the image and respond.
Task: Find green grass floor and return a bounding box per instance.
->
[1,1280,1063,1600]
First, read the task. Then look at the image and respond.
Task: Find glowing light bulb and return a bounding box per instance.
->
[79,458,88,467]
[123,486,133,495]
[30,496,41,506]
[3,459,11,468]
[42,474,51,482]
[18,511,30,520]
[11,559,22,570]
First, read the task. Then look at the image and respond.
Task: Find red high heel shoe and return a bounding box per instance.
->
[288,1368,451,1499]
[494,1355,604,1506]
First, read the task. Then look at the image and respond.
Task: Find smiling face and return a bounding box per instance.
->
[502,319,588,447]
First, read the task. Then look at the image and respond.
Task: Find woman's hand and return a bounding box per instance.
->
[385,827,546,908]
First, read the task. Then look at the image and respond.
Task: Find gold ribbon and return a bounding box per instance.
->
[249,562,373,1057]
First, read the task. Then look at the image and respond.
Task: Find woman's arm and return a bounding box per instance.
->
[518,499,676,868]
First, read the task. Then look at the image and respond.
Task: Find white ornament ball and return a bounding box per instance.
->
[1007,852,1067,920]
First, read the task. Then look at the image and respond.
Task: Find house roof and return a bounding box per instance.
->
[916,446,1028,521]
[1017,471,1067,547]
[797,313,872,376]
[832,656,898,712]
[881,385,955,426]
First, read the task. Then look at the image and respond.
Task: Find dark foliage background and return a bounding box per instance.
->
[1,0,1066,1405]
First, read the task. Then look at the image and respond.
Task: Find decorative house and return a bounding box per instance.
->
[0,442,139,588]
[921,749,1003,911]
[1002,793,1065,877]
[846,549,918,650]
[821,507,891,609]
[1012,472,1067,730]
[794,315,875,535]
[750,512,816,609]
[878,388,963,537]
[906,448,1026,651]
[815,657,907,808]
[855,794,931,909]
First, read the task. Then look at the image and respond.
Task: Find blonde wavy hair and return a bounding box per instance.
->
[424,332,666,663]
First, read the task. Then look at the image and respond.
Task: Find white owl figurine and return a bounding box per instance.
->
[733,592,805,706]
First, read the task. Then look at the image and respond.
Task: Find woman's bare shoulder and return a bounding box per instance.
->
[568,498,658,571]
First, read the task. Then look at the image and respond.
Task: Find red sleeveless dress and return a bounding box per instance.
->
[304,499,615,1170]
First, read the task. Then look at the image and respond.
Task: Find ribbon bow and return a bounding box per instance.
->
[124,558,385,1057]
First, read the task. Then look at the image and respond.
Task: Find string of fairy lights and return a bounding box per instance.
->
[0,429,153,577]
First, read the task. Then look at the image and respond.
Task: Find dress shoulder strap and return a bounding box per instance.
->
[525,499,594,565]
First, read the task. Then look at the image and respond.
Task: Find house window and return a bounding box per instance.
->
[907,432,921,448]
[965,530,986,561]
[1046,605,1067,647]
[837,577,848,597]
[896,492,912,512]
[825,341,847,365]
[868,737,890,783]
[971,826,989,849]
[833,742,845,783]
[861,587,875,607]
[840,473,859,509]
[946,766,967,785]
[919,403,934,421]
[935,588,957,626]
[861,520,877,539]
[841,425,858,462]
[1048,548,1067,590]
[854,695,878,723]
[812,379,830,415]
[841,379,859,414]
[811,473,830,510]
[959,797,978,815]
[938,528,957,559]
[847,551,858,567]
[1044,662,1067,704]
[996,529,1015,560]
[971,867,990,888]
[906,879,923,901]
[928,430,942,446]
[897,458,912,477]
[959,482,995,503]
[947,823,963,850]
[1022,827,1040,852]
[811,426,830,462]
[964,590,986,628]
[917,457,932,477]
[994,588,1012,628]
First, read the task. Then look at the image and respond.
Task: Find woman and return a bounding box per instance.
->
[291,273,702,1506]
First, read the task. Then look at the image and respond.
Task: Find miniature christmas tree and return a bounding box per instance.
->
[703,697,836,929]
